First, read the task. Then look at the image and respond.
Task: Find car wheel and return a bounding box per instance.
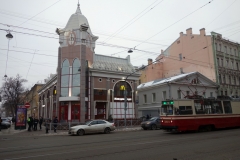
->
[151,124,157,130]
[77,129,84,136]
[143,127,147,130]
[104,127,111,134]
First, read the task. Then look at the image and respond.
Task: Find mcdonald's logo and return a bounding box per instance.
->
[120,85,125,90]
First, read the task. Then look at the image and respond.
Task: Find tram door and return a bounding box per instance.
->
[95,102,106,119]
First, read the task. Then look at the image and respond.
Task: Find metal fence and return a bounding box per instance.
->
[46,119,142,131]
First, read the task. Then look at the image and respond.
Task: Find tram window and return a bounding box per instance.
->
[179,106,193,115]
[223,101,232,114]
[212,101,223,114]
[194,101,205,114]
[161,105,173,115]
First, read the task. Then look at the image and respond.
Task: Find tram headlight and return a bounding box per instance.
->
[171,120,172,123]
[161,120,163,123]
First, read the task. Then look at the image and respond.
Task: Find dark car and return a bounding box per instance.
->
[141,117,161,130]
[1,121,11,129]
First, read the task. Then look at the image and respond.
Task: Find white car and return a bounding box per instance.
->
[69,120,116,136]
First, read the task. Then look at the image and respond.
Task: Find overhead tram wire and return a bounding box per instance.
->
[102,0,164,43]
[0,27,223,67]
[134,0,214,49]
[205,0,237,28]
[26,50,37,79]
[0,9,65,27]
[0,22,170,47]
[17,0,62,27]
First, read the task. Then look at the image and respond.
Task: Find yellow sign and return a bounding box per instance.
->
[120,85,125,90]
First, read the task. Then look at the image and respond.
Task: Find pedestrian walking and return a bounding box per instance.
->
[33,117,39,131]
[39,116,43,130]
[53,117,58,133]
[12,117,16,124]
[45,119,50,134]
[0,117,2,131]
[146,114,150,120]
[27,116,33,131]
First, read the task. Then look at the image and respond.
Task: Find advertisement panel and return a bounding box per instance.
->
[15,105,27,130]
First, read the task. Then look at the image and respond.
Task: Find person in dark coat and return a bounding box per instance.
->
[45,119,50,134]
[53,117,58,133]
[27,116,33,131]
[33,117,39,131]
[146,114,150,120]
[0,117,2,131]
[39,116,43,130]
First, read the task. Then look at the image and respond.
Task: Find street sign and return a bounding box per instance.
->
[25,102,30,108]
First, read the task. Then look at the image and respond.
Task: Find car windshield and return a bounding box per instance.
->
[148,117,157,121]
[85,121,93,125]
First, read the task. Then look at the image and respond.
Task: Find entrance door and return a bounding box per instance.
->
[59,105,68,122]
[95,102,106,119]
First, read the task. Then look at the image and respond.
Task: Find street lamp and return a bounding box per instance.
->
[4,31,13,78]
[80,24,89,123]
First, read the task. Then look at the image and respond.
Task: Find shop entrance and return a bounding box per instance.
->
[95,102,106,119]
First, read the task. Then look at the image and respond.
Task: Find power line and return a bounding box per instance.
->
[102,0,164,43]
[205,0,237,28]
[17,0,62,27]
[134,0,214,48]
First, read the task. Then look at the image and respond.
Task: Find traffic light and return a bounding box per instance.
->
[162,101,174,105]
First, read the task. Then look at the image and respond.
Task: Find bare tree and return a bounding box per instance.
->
[0,74,27,117]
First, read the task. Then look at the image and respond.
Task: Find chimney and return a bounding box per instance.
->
[186,28,192,35]
[180,32,183,37]
[200,28,205,36]
[148,58,153,65]
[161,49,163,54]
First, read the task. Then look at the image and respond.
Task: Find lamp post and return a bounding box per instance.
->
[4,31,13,78]
[122,53,163,128]
[80,24,89,123]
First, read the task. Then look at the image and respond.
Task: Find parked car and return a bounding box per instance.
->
[69,120,116,136]
[1,118,11,124]
[141,117,161,130]
[1,121,11,129]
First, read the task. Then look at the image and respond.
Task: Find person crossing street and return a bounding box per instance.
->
[39,116,43,130]
[53,117,58,133]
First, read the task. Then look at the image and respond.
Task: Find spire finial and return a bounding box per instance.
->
[76,0,82,14]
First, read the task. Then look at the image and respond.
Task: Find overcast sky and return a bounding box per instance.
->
[0,0,239,89]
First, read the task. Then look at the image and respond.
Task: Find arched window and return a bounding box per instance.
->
[114,81,132,97]
[72,58,81,96]
[61,59,70,97]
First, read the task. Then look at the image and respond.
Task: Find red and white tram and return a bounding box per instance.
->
[160,96,240,132]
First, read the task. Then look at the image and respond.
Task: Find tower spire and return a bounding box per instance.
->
[76,0,82,14]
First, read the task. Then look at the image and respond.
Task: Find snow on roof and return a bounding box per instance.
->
[137,72,197,89]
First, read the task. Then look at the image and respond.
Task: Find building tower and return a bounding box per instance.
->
[56,3,98,122]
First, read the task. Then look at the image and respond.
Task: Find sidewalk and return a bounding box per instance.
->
[0,125,142,137]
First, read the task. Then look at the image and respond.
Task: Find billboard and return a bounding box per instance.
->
[15,105,27,130]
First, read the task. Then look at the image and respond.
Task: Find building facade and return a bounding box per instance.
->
[137,72,218,117]
[38,3,140,122]
[140,28,240,97]
[25,84,44,118]
[212,32,240,97]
